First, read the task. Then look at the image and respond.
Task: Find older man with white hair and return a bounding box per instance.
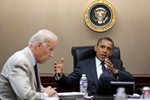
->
[0,29,58,100]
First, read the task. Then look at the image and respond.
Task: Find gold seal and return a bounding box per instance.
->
[84,0,116,32]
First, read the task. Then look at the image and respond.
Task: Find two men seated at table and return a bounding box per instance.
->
[54,37,134,96]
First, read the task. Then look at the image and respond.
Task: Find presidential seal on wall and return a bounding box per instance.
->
[84,0,116,32]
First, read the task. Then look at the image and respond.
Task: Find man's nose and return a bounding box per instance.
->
[103,48,107,52]
[48,51,54,57]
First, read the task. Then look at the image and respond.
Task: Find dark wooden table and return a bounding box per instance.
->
[92,95,113,100]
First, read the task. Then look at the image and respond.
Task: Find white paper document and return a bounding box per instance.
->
[58,92,85,99]
[44,97,59,100]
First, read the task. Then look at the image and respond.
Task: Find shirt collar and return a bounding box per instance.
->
[26,47,36,66]
[95,57,102,66]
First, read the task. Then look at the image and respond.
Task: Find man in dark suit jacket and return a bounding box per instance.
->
[54,37,134,95]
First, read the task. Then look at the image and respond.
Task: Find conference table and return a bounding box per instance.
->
[45,95,144,100]
[59,94,144,100]
[91,95,113,100]
[59,95,141,100]
[59,95,113,100]
[45,91,142,100]
[45,96,113,100]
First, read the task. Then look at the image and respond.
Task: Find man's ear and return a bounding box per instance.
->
[94,45,97,52]
[35,42,42,51]
[37,42,43,48]
[109,50,113,56]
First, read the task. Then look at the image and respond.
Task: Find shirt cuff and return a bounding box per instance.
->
[43,93,48,97]
[55,74,62,81]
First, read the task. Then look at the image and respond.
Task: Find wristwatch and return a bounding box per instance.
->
[114,69,119,76]
[114,69,119,80]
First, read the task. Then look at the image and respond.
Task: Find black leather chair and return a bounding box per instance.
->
[71,46,120,68]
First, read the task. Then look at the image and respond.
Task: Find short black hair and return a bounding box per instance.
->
[96,37,114,48]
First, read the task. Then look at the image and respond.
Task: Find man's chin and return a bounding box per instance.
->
[39,60,47,64]
[99,57,105,61]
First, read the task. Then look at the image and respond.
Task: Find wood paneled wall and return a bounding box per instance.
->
[40,73,150,93]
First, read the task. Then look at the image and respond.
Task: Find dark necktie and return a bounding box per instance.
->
[34,64,40,92]
[101,61,106,72]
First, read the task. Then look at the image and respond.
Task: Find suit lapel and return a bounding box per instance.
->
[87,58,99,87]
[23,47,38,91]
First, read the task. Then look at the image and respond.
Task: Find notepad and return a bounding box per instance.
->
[58,92,84,99]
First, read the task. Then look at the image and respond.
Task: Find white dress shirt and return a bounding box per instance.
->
[95,57,103,79]
[27,47,48,97]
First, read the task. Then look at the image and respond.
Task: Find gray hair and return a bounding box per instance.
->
[28,29,58,47]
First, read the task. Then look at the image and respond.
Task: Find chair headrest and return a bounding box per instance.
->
[71,46,120,67]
